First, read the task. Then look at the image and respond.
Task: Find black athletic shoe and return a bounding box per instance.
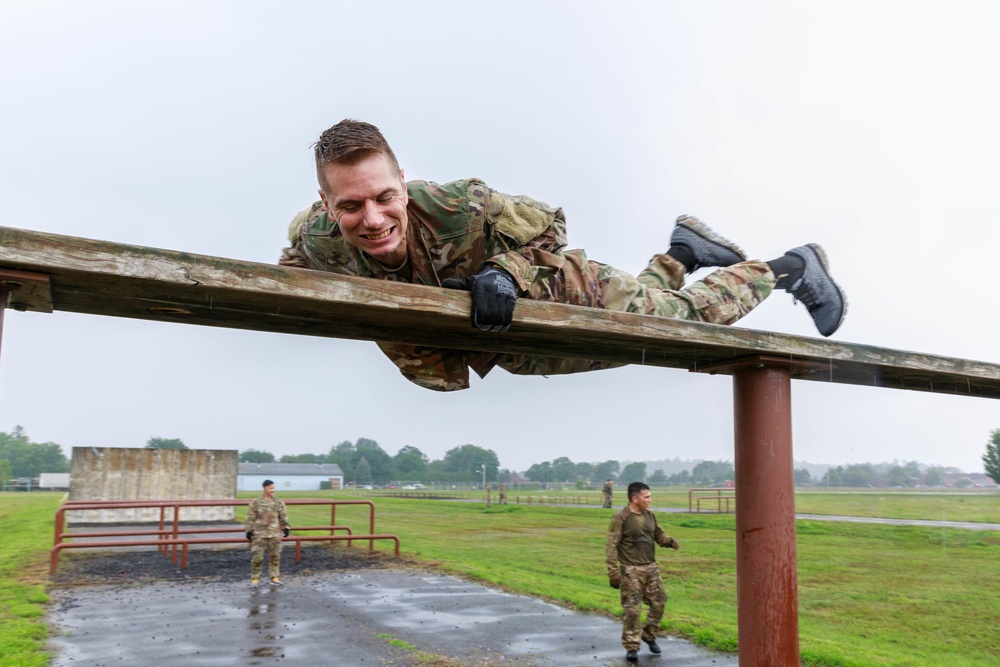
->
[782,244,847,337]
[671,215,747,270]
[625,648,639,663]
[643,637,662,654]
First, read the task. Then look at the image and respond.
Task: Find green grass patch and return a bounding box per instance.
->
[374,632,468,665]
[348,486,1000,525]
[0,492,63,667]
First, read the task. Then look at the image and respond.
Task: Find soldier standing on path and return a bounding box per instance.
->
[602,480,614,509]
[498,482,507,505]
[605,482,680,664]
[245,479,291,587]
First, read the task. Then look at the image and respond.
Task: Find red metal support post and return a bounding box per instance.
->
[0,281,14,367]
[733,361,799,666]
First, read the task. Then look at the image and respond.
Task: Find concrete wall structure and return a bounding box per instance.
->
[69,447,238,523]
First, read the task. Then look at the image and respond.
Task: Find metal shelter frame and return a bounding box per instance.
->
[3,225,999,665]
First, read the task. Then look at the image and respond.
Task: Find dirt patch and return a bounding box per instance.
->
[49,544,389,586]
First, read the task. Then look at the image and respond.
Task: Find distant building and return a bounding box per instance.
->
[38,473,70,490]
[238,463,344,491]
[508,471,529,485]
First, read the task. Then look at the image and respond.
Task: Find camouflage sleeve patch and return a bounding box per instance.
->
[487,191,558,245]
[485,188,570,291]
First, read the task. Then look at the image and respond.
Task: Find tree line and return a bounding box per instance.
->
[0,426,70,480]
[0,431,191,481]
[4,427,1000,488]
[523,458,738,487]
[241,438,501,487]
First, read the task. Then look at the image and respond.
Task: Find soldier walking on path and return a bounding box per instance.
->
[602,480,614,509]
[245,479,291,587]
[498,482,507,505]
[605,482,680,663]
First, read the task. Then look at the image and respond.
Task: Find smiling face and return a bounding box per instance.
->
[318,152,409,267]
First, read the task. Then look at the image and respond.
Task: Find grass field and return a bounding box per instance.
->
[0,493,61,667]
[3,489,999,666]
[364,487,1000,523]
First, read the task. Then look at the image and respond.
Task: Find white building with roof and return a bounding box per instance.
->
[238,463,344,491]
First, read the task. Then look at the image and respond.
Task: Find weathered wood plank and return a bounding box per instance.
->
[2,225,999,399]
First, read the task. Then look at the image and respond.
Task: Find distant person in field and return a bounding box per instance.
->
[245,479,291,587]
[602,479,614,509]
[605,482,679,663]
[281,119,847,392]
[498,482,507,505]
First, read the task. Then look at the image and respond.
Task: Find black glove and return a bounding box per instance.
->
[442,265,517,332]
[283,528,290,538]
[245,531,253,541]
[609,572,621,589]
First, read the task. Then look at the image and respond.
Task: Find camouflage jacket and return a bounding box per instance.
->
[605,507,676,575]
[244,495,290,539]
[280,178,569,391]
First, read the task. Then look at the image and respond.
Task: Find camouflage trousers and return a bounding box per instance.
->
[498,251,775,377]
[602,495,613,509]
[618,562,668,650]
[250,537,283,579]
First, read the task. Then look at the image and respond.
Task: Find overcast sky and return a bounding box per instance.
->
[1,1,997,474]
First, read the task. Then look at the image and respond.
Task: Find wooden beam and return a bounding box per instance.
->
[2,225,999,399]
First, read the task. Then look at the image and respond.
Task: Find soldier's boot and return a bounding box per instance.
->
[625,649,639,663]
[669,215,747,271]
[250,578,260,588]
[770,244,847,337]
[270,577,282,586]
[643,637,662,654]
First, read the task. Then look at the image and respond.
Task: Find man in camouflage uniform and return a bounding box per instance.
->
[605,482,679,663]
[602,479,614,509]
[245,479,291,587]
[498,482,507,505]
[280,119,847,392]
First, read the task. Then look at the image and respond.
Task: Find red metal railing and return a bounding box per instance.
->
[51,498,400,574]
[688,487,736,513]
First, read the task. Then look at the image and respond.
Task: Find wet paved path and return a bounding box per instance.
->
[48,568,738,667]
